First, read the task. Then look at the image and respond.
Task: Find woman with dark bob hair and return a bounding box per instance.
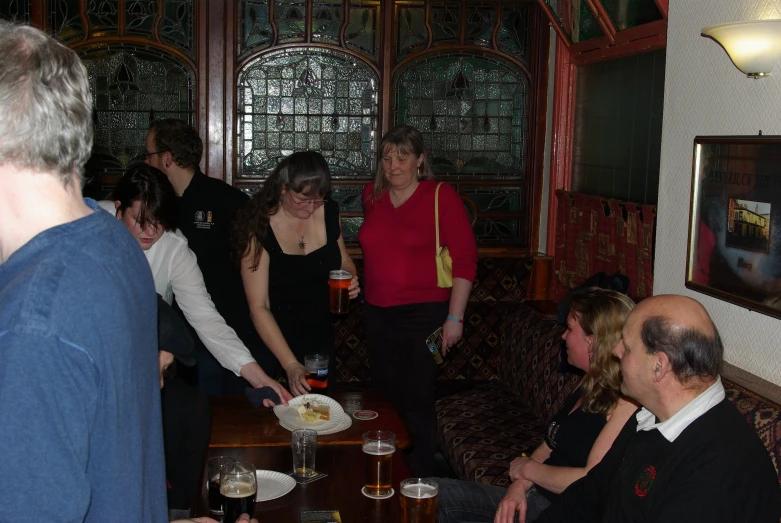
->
[99,165,290,405]
[435,288,638,523]
[231,151,359,396]
[358,125,478,477]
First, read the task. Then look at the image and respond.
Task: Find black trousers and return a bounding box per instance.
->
[162,378,211,510]
[363,300,448,477]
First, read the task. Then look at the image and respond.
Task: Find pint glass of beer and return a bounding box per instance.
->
[400,478,439,523]
[329,269,352,314]
[304,353,329,390]
[362,430,396,498]
[220,461,256,523]
[206,456,234,515]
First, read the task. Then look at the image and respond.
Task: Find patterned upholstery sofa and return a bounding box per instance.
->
[435,301,781,488]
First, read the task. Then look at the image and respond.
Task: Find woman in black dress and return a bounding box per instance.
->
[232,152,359,396]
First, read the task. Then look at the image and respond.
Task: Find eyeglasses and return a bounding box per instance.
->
[289,193,328,208]
[141,150,167,160]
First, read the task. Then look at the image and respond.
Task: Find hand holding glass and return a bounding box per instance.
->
[329,270,352,314]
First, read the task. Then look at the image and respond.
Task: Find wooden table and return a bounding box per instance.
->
[192,445,412,522]
[209,391,411,448]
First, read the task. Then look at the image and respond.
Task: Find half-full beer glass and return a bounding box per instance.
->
[362,430,395,498]
[400,478,439,523]
[220,461,256,523]
[329,270,352,314]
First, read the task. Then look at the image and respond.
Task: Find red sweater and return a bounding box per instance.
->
[358,180,478,307]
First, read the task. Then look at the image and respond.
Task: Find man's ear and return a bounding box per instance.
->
[652,351,671,383]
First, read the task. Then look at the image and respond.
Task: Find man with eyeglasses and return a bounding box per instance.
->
[145,118,277,394]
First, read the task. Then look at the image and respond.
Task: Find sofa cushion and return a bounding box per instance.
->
[499,303,580,423]
[436,383,545,487]
[724,378,781,484]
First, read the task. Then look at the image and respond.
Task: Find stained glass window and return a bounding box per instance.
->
[345,1,379,61]
[498,2,531,63]
[0,0,31,23]
[312,0,343,45]
[50,0,195,58]
[275,0,307,43]
[79,44,196,183]
[395,52,529,178]
[396,1,427,61]
[237,47,379,180]
[431,1,460,47]
[464,2,495,47]
[239,0,273,57]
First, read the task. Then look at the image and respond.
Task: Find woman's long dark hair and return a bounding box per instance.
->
[112,164,178,231]
[231,151,331,270]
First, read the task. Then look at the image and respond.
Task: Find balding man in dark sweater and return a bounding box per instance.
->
[536,294,781,523]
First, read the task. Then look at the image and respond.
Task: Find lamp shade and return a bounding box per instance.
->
[702,20,781,78]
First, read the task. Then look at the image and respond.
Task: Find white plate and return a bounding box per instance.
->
[255,470,296,502]
[273,395,346,431]
[279,412,353,435]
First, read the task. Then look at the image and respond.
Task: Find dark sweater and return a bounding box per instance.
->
[538,398,781,523]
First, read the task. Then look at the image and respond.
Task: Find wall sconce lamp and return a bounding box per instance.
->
[702,20,781,78]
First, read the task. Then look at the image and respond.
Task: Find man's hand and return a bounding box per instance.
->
[283,361,310,397]
[239,361,292,406]
[495,481,529,523]
[509,455,534,482]
[171,514,258,523]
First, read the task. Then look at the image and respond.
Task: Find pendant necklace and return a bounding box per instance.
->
[298,235,306,251]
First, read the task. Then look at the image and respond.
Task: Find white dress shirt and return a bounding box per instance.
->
[99,201,255,375]
[635,376,726,442]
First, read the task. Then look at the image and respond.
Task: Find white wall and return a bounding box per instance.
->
[656,1,781,384]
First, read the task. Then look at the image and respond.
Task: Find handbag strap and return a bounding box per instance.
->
[435,182,443,250]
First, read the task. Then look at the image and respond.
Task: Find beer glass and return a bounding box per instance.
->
[362,430,396,498]
[220,461,256,523]
[206,456,233,515]
[292,429,318,477]
[304,353,329,390]
[329,270,352,314]
[400,478,439,523]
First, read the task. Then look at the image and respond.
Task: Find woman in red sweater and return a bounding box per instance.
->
[358,125,478,476]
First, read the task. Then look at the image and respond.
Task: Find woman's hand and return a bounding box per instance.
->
[348,275,360,299]
[495,480,529,523]
[440,318,463,356]
[284,361,310,396]
[509,455,534,482]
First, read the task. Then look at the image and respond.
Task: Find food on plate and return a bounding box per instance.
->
[296,398,331,422]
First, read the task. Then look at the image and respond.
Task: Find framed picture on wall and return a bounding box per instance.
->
[686,135,781,319]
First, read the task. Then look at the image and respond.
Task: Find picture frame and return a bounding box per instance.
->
[686,136,781,319]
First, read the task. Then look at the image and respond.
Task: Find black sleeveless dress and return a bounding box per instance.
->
[263,200,342,377]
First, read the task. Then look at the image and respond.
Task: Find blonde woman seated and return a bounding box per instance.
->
[436,288,637,523]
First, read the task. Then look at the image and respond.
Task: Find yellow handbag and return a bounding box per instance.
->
[435,182,453,288]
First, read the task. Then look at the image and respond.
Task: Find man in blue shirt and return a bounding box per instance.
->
[0,21,167,521]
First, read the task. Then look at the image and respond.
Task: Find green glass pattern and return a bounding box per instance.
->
[461,186,523,213]
[396,2,427,61]
[330,185,365,212]
[275,0,307,43]
[237,47,379,179]
[340,216,363,242]
[464,2,494,47]
[577,1,602,42]
[160,0,195,58]
[86,0,119,37]
[312,0,343,45]
[51,0,86,43]
[600,0,662,31]
[239,0,273,56]
[79,44,195,180]
[125,0,158,37]
[497,2,531,63]
[430,0,460,46]
[474,217,523,243]
[395,52,529,178]
[345,2,380,61]
[0,0,31,23]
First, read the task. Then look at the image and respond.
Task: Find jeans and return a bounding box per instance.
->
[435,477,552,523]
